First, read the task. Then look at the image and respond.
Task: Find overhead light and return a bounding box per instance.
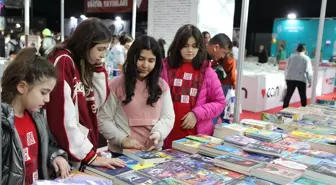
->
[115,16,122,21]
[288,13,297,20]
[70,16,77,20]
[15,23,21,28]
[80,15,87,19]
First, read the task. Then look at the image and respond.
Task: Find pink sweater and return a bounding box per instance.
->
[98,75,175,153]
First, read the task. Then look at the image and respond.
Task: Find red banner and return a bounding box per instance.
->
[84,0,147,13]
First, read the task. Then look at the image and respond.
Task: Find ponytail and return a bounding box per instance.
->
[1,48,57,104]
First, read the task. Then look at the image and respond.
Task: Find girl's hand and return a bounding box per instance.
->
[90,157,126,169]
[52,156,71,179]
[145,132,161,151]
[181,112,197,129]
[122,137,145,150]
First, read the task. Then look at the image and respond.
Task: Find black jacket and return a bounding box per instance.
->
[258,49,268,63]
[1,103,68,185]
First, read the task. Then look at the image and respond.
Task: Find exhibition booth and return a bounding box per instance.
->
[240,58,336,112]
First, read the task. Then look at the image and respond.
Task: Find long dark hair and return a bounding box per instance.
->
[50,18,111,89]
[122,35,163,106]
[2,48,57,104]
[167,24,206,69]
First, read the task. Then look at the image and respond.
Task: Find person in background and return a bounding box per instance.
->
[276,45,286,65]
[232,41,239,61]
[46,18,125,170]
[106,35,125,79]
[202,31,211,45]
[207,33,235,124]
[202,31,212,60]
[1,48,70,185]
[98,36,174,153]
[258,45,268,64]
[7,32,22,58]
[162,24,225,148]
[158,38,166,58]
[283,44,313,108]
[111,35,120,48]
[39,28,57,57]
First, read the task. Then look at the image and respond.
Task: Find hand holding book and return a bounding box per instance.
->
[145,132,161,151]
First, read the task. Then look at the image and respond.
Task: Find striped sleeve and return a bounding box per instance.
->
[46,55,95,162]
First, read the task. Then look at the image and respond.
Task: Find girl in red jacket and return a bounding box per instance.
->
[46,18,125,169]
[162,24,226,148]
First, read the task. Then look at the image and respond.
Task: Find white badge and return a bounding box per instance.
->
[190,88,198,97]
[183,73,193,80]
[181,95,190,103]
[174,79,183,86]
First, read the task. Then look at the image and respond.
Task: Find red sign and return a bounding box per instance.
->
[84,0,148,13]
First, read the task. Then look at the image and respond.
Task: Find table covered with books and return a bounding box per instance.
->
[33,103,336,185]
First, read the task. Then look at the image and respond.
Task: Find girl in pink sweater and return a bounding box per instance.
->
[162,24,226,148]
[98,36,175,153]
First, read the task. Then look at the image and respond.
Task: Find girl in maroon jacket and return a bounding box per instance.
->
[46,18,125,169]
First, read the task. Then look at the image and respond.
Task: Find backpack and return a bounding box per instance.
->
[8,40,21,55]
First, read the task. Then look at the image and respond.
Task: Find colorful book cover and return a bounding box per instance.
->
[270,158,308,172]
[224,135,260,146]
[117,155,155,170]
[173,157,214,169]
[205,166,245,180]
[307,161,336,178]
[190,154,214,163]
[215,155,258,167]
[276,137,301,147]
[186,134,223,144]
[125,149,163,159]
[233,150,275,163]
[153,178,181,185]
[261,142,296,152]
[173,138,202,148]
[291,131,323,139]
[243,143,283,155]
[248,130,283,140]
[174,169,225,185]
[282,152,323,166]
[296,149,336,159]
[161,149,190,158]
[291,177,329,185]
[309,138,336,146]
[213,144,241,154]
[116,171,159,184]
[86,165,133,177]
[255,164,302,179]
[229,176,279,185]
[139,162,194,180]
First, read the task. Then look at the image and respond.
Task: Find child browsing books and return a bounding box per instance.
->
[45,18,125,169]
[161,24,226,148]
[98,36,175,153]
[1,48,70,185]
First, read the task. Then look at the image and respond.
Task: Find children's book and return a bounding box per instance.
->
[123,149,167,165]
[251,164,303,185]
[117,155,155,170]
[186,134,223,144]
[289,177,329,185]
[242,143,283,157]
[115,171,160,185]
[228,176,279,185]
[172,138,201,154]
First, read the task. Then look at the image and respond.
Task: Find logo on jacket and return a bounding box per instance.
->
[262,86,280,98]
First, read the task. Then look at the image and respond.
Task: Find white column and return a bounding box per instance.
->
[131,0,137,38]
[24,0,30,47]
[234,0,250,123]
[311,0,327,104]
[61,0,65,42]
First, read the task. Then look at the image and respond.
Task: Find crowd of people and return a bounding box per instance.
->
[1,17,313,185]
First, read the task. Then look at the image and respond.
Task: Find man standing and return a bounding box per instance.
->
[207,33,236,124]
[39,28,56,57]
